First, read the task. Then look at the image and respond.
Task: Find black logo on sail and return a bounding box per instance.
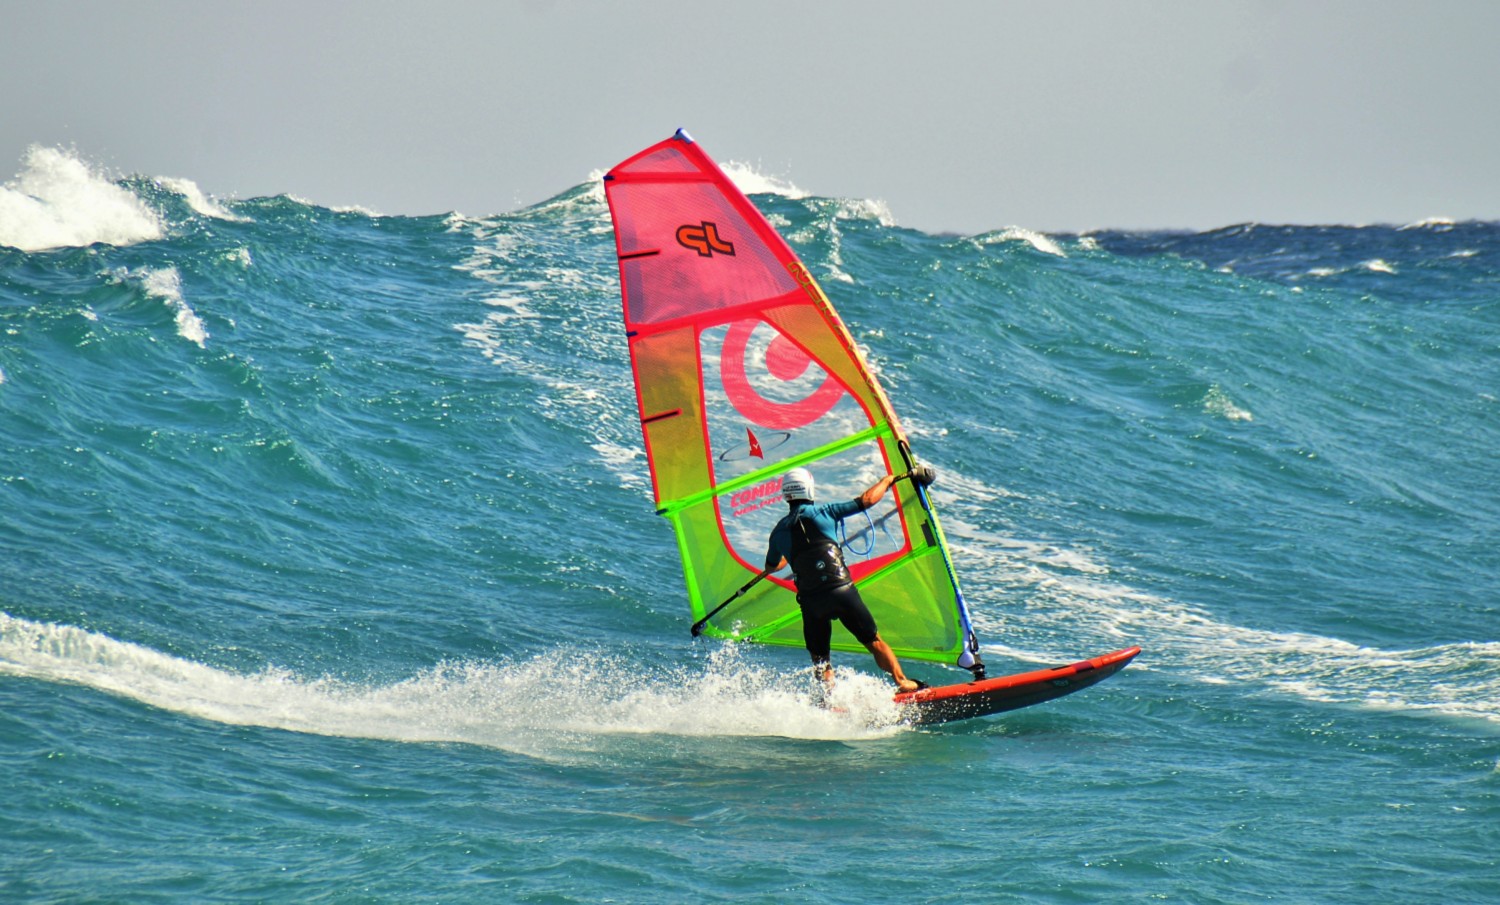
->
[676,222,735,257]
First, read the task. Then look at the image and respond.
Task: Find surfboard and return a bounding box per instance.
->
[895,647,1142,725]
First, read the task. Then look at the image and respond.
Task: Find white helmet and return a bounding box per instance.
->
[780,467,815,502]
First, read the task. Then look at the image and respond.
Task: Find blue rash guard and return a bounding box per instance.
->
[763,499,862,575]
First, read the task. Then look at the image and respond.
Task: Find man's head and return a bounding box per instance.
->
[781,467,814,503]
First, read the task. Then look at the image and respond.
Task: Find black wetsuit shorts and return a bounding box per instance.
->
[799,584,880,663]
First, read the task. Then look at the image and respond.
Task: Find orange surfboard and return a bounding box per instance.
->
[895,647,1142,725]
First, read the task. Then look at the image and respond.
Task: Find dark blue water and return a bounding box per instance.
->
[3,149,1497,902]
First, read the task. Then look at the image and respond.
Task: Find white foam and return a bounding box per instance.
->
[590,440,648,488]
[157,176,248,222]
[832,196,897,227]
[1399,216,1455,230]
[0,613,902,761]
[977,227,1067,257]
[719,161,808,200]
[329,203,383,217]
[115,266,208,347]
[581,169,611,207]
[1362,258,1397,274]
[0,146,164,251]
[1203,384,1254,422]
[279,193,382,218]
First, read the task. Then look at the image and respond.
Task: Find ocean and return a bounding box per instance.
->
[2,146,1496,903]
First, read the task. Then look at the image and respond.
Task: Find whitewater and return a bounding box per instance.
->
[2,146,1496,903]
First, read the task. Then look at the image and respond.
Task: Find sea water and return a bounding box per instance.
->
[2,147,1497,902]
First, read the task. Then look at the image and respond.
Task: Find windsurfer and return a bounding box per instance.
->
[764,467,923,694]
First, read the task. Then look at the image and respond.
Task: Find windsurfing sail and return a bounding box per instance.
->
[604,129,982,675]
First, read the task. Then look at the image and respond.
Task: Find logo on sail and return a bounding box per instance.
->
[676,222,735,257]
[715,427,792,463]
[729,476,784,518]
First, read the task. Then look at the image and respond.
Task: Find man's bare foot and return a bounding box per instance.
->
[896,678,920,694]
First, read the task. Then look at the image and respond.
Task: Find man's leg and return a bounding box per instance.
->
[864,636,920,693]
[829,586,921,693]
[803,610,835,689]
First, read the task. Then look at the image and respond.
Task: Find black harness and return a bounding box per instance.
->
[788,509,853,600]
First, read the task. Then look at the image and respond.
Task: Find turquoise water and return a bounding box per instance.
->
[2,150,1497,902]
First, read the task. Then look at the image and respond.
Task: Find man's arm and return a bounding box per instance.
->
[857,474,901,510]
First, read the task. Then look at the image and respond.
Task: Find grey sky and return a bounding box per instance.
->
[5,1,1498,234]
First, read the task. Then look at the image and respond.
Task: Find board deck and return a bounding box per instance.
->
[894,647,1142,725]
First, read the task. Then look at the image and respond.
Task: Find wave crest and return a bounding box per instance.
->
[0,146,165,252]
